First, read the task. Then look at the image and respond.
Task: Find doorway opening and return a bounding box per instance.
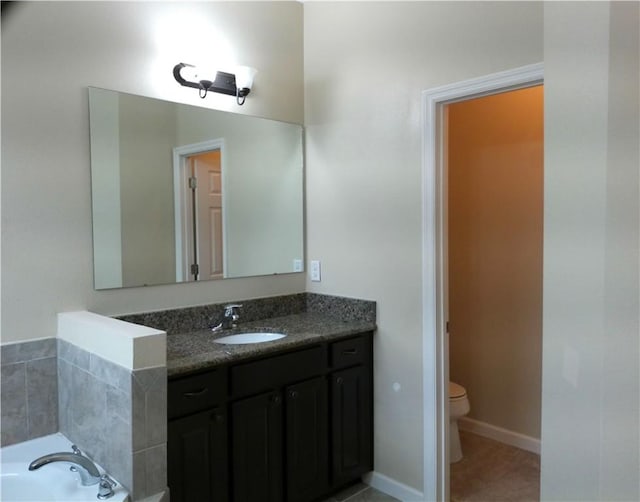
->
[173,139,227,282]
[421,63,543,502]
[446,86,543,501]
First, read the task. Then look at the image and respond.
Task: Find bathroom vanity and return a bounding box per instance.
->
[165,310,375,502]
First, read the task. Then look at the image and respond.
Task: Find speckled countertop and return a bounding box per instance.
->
[167,312,376,377]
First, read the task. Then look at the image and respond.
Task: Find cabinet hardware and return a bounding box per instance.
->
[343,349,358,355]
[289,390,299,399]
[336,377,344,385]
[184,388,208,398]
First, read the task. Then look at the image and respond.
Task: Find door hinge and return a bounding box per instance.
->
[189,176,197,189]
[446,321,450,333]
[190,263,199,276]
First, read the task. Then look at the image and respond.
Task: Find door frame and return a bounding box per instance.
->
[173,138,227,282]
[421,63,544,501]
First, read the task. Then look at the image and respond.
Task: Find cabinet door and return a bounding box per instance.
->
[331,365,373,487]
[285,377,328,502]
[168,406,228,502]
[231,391,283,502]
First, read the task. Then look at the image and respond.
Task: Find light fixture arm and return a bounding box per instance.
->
[236,88,247,106]
[173,63,253,105]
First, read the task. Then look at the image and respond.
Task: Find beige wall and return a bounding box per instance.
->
[304,1,543,490]
[3,1,638,499]
[448,87,543,440]
[542,2,639,500]
[1,1,304,344]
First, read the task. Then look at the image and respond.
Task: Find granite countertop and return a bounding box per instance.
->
[167,312,376,377]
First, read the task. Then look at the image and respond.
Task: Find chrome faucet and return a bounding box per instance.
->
[29,444,101,486]
[211,303,243,331]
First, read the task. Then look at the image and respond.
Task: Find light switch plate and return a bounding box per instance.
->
[310,260,321,282]
[293,259,303,272]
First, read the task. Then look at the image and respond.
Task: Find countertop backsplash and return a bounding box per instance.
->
[117,293,376,335]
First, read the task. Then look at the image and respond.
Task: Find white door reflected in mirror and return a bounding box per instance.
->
[175,144,225,282]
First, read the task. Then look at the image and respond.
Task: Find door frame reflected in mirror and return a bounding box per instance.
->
[173,139,228,283]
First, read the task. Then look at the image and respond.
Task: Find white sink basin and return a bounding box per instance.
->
[213,332,286,344]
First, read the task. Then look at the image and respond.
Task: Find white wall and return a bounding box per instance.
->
[541,2,640,500]
[304,1,543,491]
[1,1,304,344]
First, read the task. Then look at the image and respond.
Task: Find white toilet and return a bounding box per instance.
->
[449,381,470,463]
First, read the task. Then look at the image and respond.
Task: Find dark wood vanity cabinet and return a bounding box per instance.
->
[167,368,229,502]
[329,335,373,487]
[167,333,373,502]
[330,366,372,487]
[231,390,284,502]
[168,406,228,502]
[231,377,329,502]
[285,377,329,502]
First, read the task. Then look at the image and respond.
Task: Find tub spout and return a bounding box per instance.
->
[28,445,101,486]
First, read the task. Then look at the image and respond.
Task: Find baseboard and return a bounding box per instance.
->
[363,471,425,502]
[458,416,541,454]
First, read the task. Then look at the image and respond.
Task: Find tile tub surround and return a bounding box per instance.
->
[0,338,58,446]
[58,339,167,501]
[118,292,376,335]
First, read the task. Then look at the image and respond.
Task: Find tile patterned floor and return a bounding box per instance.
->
[327,430,540,502]
[450,430,540,502]
[325,482,400,502]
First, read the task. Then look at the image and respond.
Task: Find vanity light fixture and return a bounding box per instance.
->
[173,63,257,105]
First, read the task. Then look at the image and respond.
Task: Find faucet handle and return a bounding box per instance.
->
[97,474,117,500]
[224,304,243,316]
[71,445,82,455]
[212,304,243,331]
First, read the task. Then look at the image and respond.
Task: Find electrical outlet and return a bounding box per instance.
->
[310,260,321,282]
[293,259,303,272]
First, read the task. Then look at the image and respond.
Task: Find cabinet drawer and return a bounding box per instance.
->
[231,345,326,399]
[330,335,368,369]
[168,368,227,420]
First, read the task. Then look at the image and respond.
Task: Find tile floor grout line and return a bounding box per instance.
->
[342,485,372,501]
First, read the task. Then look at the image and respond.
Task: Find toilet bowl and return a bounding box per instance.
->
[449,381,470,463]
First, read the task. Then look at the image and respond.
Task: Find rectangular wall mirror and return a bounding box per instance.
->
[89,87,304,290]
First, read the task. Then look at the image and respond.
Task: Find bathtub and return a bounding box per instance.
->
[1,433,129,502]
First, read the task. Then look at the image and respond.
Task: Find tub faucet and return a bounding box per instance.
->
[29,444,101,486]
[211,303,243,331]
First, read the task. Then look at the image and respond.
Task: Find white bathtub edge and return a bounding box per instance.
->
[0,433,130,502]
